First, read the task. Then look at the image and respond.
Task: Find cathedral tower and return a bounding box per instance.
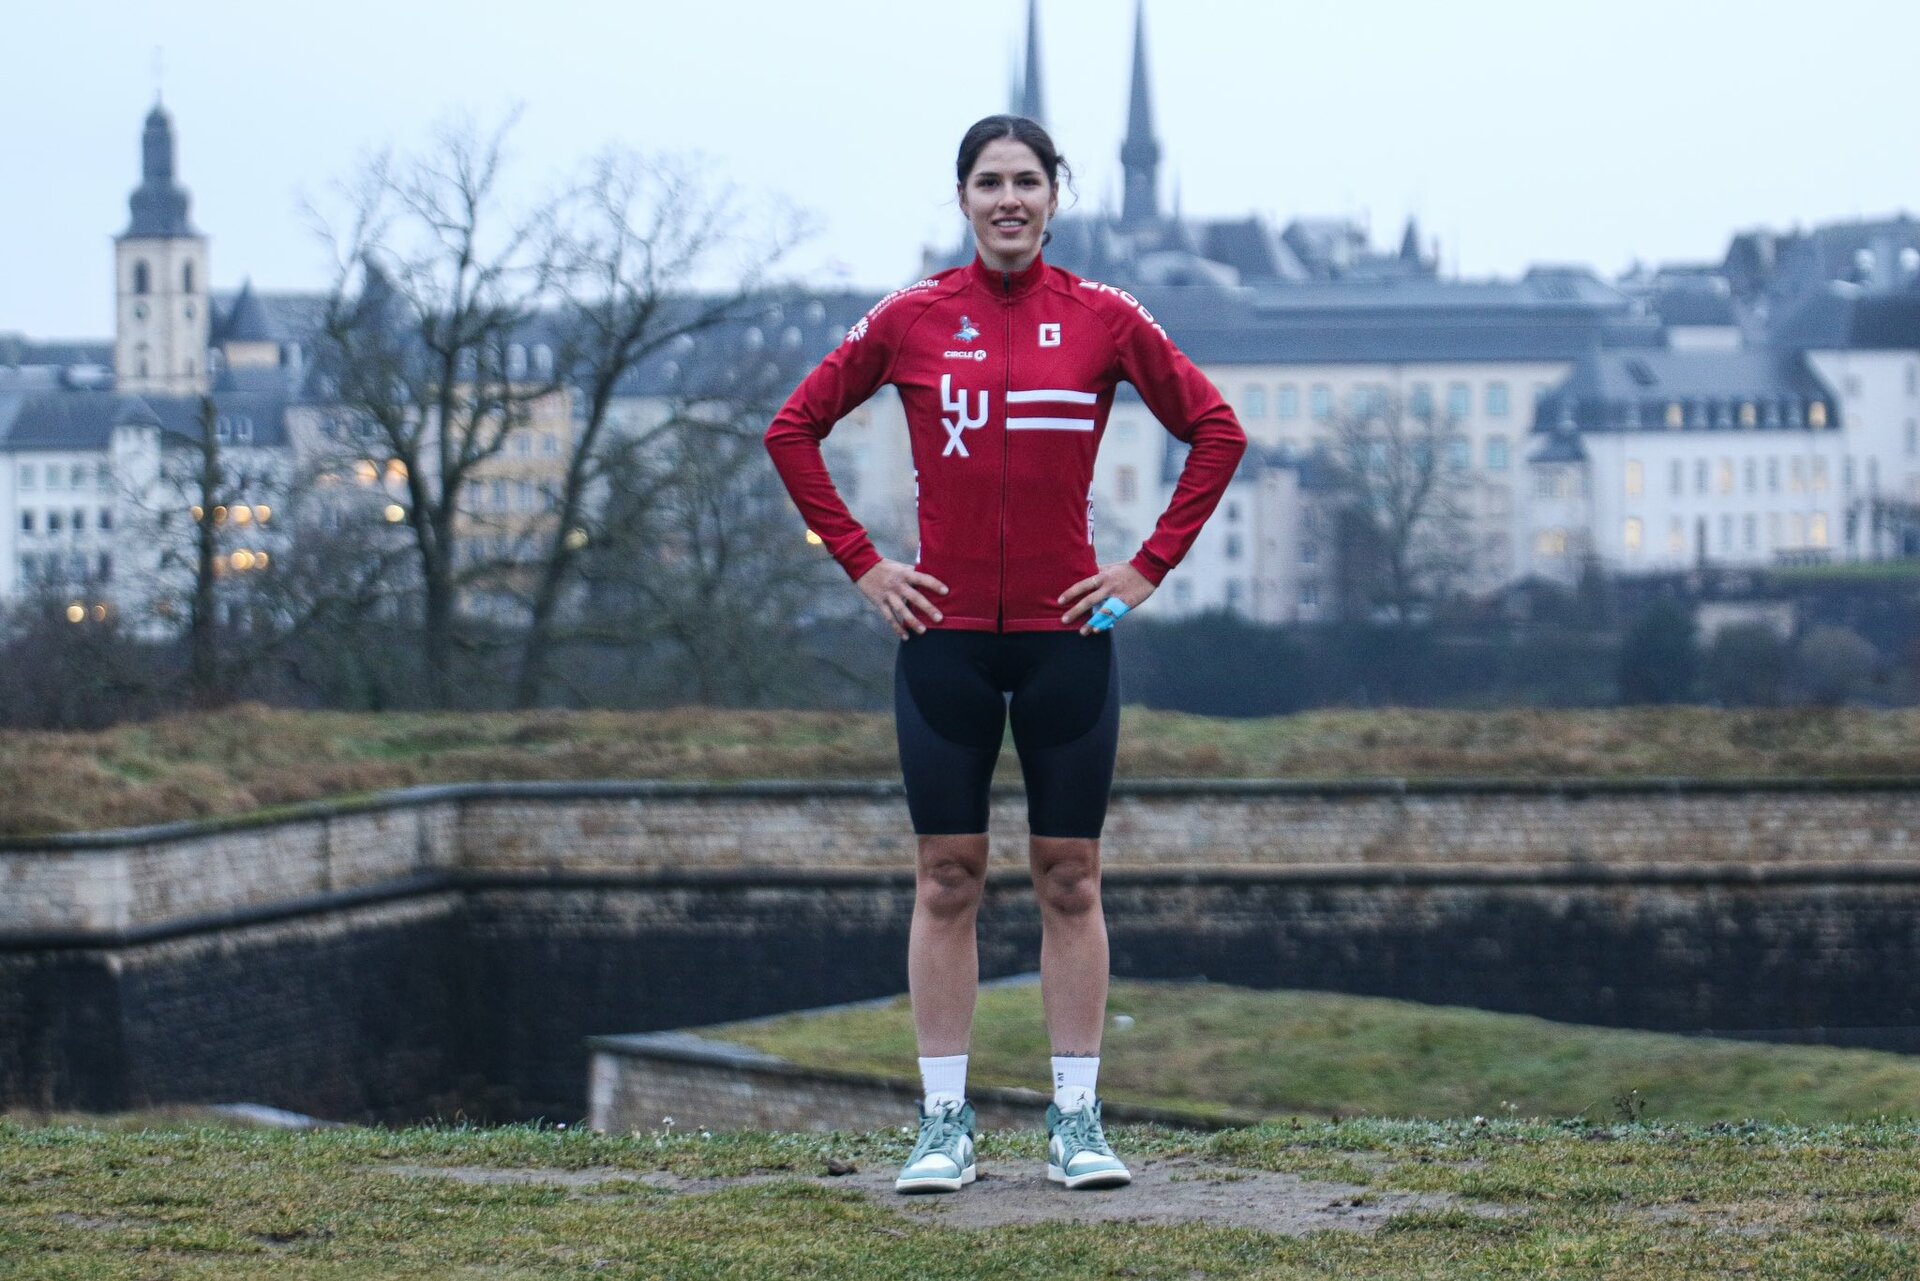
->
[1118,0,1161,230]
[115,104,209,396]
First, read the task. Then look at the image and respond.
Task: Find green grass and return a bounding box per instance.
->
[707,981,1920,1125]
[7,704,1920,836]
[4,1115,1920,1278]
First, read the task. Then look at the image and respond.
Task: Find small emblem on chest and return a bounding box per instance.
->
[954,316,980,342]
[1038,323,1062,347]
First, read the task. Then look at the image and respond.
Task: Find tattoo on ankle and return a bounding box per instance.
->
[1054,1050,1098,1059]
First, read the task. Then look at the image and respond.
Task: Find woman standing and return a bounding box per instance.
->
[765,114,1244,1193]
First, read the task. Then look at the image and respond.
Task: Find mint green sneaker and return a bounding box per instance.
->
[895,1099,977,1194]
[1046,1099,1131,1190]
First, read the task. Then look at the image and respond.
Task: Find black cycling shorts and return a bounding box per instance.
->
[893,629,1120,839]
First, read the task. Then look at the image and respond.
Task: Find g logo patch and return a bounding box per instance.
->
[1038,323,1062,348]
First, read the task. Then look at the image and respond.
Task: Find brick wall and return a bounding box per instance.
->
[5,779,1920,1121]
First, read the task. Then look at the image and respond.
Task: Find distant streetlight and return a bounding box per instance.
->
[65,603,85,624]
[384,504,406,523]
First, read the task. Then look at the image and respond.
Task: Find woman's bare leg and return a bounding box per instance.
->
[1029,835,1107,1056]
[908,833,990,1056]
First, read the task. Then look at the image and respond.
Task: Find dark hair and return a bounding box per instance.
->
[955,114,1072,193]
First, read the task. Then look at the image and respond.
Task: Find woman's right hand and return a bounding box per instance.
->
[856,560,949,639]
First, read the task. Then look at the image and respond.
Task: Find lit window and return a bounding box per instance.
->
[1739,402,1756,428]
[1809,401,1828,428]
[1666,402,1684,429]
[1624,517,1642,552]
[1486,436,1508,471]
[1811,513,1829,547]
[1277,385,1299,419]
[1625,460,1643,497]
[1534,529,1567,557]
[1486,382,1509,417]
[1718,460,1734,493]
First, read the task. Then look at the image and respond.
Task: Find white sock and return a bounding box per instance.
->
[1052,1055,1099,1113]
[919,1054,968,1110]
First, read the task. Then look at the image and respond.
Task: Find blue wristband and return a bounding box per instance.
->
[1087,596,1131,632]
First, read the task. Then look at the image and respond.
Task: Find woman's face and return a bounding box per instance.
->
[959,138,1058,272]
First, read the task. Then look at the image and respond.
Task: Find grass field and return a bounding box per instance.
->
[709,980,1920,1126]
[6,703,1920,836]
[4,1114,1920,1278]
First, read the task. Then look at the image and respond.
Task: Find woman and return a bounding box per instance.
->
[765,114,1244,1193]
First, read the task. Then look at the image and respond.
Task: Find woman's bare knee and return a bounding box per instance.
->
[1030,838,1100,917]
[917,836,988,921]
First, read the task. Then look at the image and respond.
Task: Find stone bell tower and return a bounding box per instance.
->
[115,103,210,396]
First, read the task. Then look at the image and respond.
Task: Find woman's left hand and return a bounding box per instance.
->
[1058,562,1156,635]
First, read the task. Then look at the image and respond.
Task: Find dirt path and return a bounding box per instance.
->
[376,1156,1490,1237]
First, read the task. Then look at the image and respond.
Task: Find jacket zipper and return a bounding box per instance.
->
[996,270,1014,633]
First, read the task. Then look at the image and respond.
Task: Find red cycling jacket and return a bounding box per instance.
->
[764,254,1246,632]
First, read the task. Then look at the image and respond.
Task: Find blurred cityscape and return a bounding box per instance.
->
[3,1,1918,722]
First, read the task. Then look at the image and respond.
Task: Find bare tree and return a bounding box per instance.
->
[310,113,563,706]
[1321,393,1474,622]
[511,151,807,707]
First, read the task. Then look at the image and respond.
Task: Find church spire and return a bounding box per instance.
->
[125,101,196,238]
[1018,0,1046,125]
[1119,0,1161,228]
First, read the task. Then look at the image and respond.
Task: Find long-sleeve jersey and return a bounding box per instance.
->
[764,254,1247,633]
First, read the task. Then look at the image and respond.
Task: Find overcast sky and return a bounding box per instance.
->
[9,0,1919,338]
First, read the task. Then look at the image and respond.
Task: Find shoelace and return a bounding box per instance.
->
[911,1105,968,1160]
[1055,1105,1108,1156]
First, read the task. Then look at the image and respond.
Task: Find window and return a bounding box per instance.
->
[1670,460,1683,495]
[1225,534,1243,560]
[1745,459,1757,493]
[1719,515,1732,551]
[1486,435,1508,471]
[518,481,535,511]
[1310,384,1332,422]
[1409,383,1434,420]
[47,511,62,534]
[19,464,34,490]
[1300,584,1320,608]
[1116,466,1137,502]
[1226,501,1242,522]
[1173,581,1193,607]
[1244,386,1267,419]
[1668,518,1684,554]
[1767,458,1779,492]
[72,510,84,534]
[507,345,528,378]
[1695,460,1709,494]
[1789,514,1806,546]
[1666,402,1684,429]
[1447,382,1471,421]
[1869,458,1880,491]
[183,262,195,293]
[1812,457,1828,492]
[1718,459,1734,494]
[1790,458,1805,493]
[1909,363,1919,397]
[1625,460,1643,497]
[1277,385,1299,419]
[1767,513,1780,547]
[1811,514,1829,548]
[533,344,554,376]
[1225,581,1244,609]
[1810,401,1829,428]
[133,261,150,295]
[1486,382,1509,417]
[515,434,532,456]
[98,553,112,582]
[1534,529,1567,556]
[542,434,560,456]
[46,467,62,492]
[492,479,507,508]
[19,512,33,535]
[1740,402,1757,428]
[235,418,252,444]
[1743,515,1756,550]
[1446,437,1470,471]
[1300,543,1318,566]
[99,509,112,532]
[1623,517,1643,552]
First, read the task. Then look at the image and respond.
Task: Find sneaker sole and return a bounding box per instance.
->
[1047,1163,1132,1190]
[895,1163,977,1194]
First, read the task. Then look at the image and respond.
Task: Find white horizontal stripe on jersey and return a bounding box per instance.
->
[1006,417,1097,432]
[1006,389,1098,405]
